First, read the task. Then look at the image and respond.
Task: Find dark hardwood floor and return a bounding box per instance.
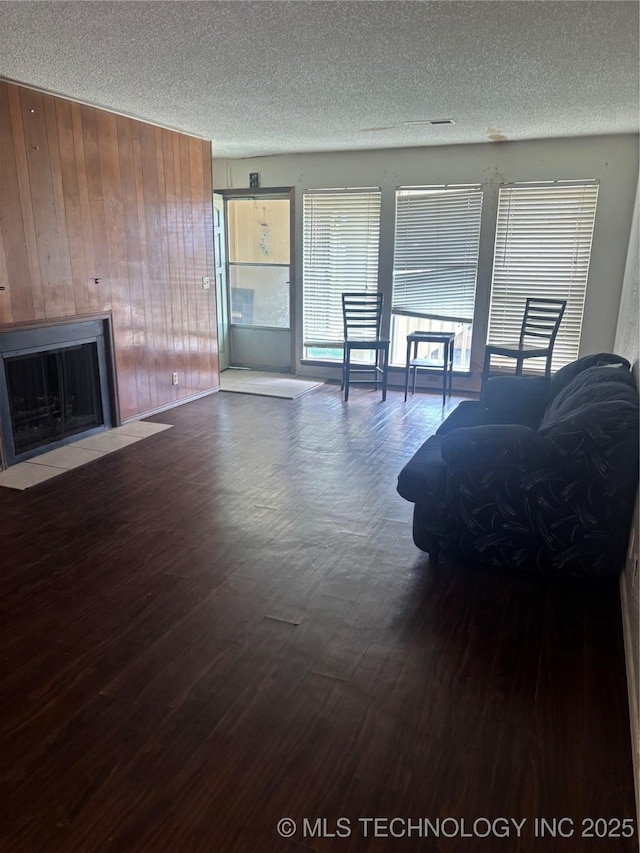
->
[0,383,636,852]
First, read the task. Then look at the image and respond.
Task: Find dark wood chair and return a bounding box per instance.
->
[482,297,567,389]
[341,292,389,401]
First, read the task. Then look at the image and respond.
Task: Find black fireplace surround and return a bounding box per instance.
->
[0,319,114,467]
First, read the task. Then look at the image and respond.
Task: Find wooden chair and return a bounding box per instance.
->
[341,292,389,401]
[482,297,567,388]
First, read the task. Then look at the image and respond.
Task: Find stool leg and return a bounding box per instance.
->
[404,339,410,401]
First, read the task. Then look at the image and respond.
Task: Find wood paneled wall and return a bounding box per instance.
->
[0,80,218,426]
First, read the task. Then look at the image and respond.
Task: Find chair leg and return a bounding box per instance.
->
[544,351,553,377]
[381,346,388,402]
[344,348,350,401]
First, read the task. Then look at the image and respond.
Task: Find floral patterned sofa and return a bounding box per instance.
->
[397,353,639,577]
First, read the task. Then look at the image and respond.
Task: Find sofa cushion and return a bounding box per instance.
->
[482,375,551,428]
[441,423,551,469]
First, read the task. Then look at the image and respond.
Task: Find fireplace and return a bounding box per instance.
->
[0,319,114,467]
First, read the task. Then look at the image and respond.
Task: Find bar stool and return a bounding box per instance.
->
[404,331,456,405]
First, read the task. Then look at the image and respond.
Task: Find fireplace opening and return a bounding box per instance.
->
[5,342,104,456]
[0,318,114,467]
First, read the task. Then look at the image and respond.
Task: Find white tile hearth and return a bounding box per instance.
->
[0,462,64,490]
[28,445,106,470]
[0,422,173,491]
[73,432,144,453]
[113,421,173,438]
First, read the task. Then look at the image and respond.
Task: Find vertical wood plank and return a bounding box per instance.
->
[55,98,89,316]
[0,225,13,325]
[180,134,197,396]
[97,109,137,419]
[7,85,45,319]
[202,141,218,384]
[172,132,190,394]
[81,105,111,314]
[161,130,182,403]
[189,137,209,392]
[131,121,155,413]
[44,93,76,317]
[0,81,32,322]
[116,115,147,417]
[20,89,66,319]
[154,126,176,403]
[139,122,165,408]
[70,101,97,313]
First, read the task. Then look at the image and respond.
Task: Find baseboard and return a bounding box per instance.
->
[619,573,640,830]
[120,386,219,423]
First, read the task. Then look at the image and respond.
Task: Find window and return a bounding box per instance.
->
[487,180,599,371]
[303,189,381,361]
[391,185,483,370]
[227,198,290,328]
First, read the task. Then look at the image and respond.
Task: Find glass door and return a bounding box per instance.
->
[225,192,292,372]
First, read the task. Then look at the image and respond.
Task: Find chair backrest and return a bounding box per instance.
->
[342,292,384,341]
[519,298,567,350]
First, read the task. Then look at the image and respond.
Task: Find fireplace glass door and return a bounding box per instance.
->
[5,342,104,456]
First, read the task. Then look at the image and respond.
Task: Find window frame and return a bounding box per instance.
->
[487,179,599,372]
[390,184,484,371]
[302,188,382,363]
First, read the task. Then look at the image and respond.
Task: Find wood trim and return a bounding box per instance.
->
[119,386,219,423]
[0,75,212,141]
[220,187,295,372]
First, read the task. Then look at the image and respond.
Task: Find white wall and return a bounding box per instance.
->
[215,134,638,389]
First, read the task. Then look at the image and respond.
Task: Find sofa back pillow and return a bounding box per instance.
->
[538,400,639,468]
[540,366,637,432]
[548,353,630,401]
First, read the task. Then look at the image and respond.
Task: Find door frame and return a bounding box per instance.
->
[213,193,230,371]
[217,187,295,373]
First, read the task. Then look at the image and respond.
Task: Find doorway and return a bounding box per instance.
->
[220,189,293,373]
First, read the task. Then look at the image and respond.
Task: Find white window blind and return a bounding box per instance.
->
[392,185,483,323]
[303,190,381,348]
[487,180,599,370]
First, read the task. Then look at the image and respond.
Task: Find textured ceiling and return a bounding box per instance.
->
[0,1,638,158]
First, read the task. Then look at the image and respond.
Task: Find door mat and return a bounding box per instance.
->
[220,370,322,399]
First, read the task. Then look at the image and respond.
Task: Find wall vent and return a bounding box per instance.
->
[403,119,456,127]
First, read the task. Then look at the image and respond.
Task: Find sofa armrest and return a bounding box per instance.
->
[483,376,551,428]
[441,424,550,470]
